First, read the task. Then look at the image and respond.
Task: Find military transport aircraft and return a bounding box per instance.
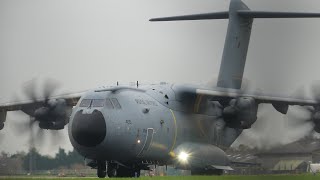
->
[1,0,320,178]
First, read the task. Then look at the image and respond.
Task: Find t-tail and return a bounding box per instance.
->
[150,0,320,89]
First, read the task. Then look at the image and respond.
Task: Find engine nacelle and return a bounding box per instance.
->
[312,111,320,133]
[34,107,50,119]
[0,123,4,131]
[0,110,7,130]
[39,120,66,130]
[223,97,258,129]
[34,99,69,130]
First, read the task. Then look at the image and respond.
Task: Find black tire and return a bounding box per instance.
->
[107,168,117,177]
[97,170,106,178]
[0,123,4,130]
[107,163,140,178]
[97,161,106,178]
[134,170,141,178]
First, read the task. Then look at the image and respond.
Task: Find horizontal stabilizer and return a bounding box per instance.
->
[150,10,320,22]
[238,10,320,18]
[149,12,229,22]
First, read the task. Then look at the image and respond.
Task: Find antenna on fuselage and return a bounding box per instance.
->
[117,81,119,86]
[137,81,139,88]
[150,0,320,89]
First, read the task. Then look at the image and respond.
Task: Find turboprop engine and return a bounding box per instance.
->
[0,110,6,130]
[312,110,320,133]
[34,99,70,130]
[222,97,258,129]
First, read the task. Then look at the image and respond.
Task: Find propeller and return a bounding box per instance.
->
[12,79,67,148]
[0,133,4,144]
[219,79,264,129]
[288,82,320,134]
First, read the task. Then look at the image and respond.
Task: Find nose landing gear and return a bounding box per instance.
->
[97,161,106,178]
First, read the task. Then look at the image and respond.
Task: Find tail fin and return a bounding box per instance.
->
[150,0,320,89]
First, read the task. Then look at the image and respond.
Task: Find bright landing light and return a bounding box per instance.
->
[178,151,189,163]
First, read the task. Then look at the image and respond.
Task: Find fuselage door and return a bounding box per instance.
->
[137,128,154,157]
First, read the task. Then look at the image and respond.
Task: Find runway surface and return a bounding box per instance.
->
[0,175,318,180]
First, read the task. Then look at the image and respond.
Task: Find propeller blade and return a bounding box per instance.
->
[311,81,320,102]
[43,79,60,103]
[287,84,320,135]
[0,134,4,144]
[13,79,67,149]
[11,118,37,137]
[34,127,46,146]
[50,130,64,145]
[23,79,39,103]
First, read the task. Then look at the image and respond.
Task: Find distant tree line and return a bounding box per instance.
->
[0,147,84,175]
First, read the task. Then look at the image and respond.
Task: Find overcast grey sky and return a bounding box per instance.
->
[1,0,320,155]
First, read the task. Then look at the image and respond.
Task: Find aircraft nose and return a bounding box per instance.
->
[71,110,106,147]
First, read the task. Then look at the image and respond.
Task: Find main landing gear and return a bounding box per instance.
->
[107,162,141,178]
[96,161,141,178]
[97,161,106,178]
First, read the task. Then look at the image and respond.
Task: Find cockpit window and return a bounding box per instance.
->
[105,99,114,109]
[111,98,121,109]
[92,99,105,107]
[80,99,92,107]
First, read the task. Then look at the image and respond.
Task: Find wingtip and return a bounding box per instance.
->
[149,18,160,22]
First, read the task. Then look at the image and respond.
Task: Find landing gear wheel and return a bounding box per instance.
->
[134,170,141,177]
[107,162,118,178]
[106,162,141,178]
[107,168,117,178]
[97,161,106,178]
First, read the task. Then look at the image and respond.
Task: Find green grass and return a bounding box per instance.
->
[0,175,319,180]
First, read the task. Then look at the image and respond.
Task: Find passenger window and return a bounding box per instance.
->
[111,98,121,109]
[105,99,114,109]
[80,99,91,107]
[92,99,104,107]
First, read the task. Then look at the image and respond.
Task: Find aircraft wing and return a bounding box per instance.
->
[196,89,317,107]
[0,92,82,113]
[0,92,82,130]
[170,84,320,131]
